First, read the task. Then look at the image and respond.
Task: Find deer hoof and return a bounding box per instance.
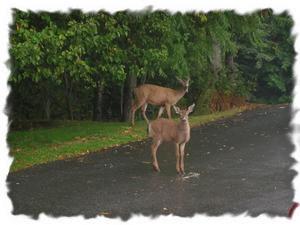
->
[152,165,160,172]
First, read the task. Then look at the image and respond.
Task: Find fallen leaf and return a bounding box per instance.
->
[98,211,112,216]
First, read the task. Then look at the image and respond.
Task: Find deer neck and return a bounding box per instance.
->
[173,87,186,102]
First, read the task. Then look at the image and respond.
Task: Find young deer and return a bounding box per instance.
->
[131,77,189,126]
[147,103,195,174]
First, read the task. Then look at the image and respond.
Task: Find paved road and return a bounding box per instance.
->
[7,105,296,219]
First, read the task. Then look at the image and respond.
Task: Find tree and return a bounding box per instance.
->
[116,11,171,122]
[10,11,64,120]
[82,12,127,121]
[9,9,295,123]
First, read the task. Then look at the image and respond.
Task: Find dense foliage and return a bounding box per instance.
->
[8,9,295,122]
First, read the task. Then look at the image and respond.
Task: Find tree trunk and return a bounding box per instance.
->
[140,75,147,84]
[63,74,74,120]
[66,97,73,120]
[122,72,137,122]
[226,53,237,82]
[226,54,234,70]
[120,83,124,118]
[92,80,104,121]
[44,97,51,120]
[42,81,51,120]
[195,40,222,115]
[211,41,222,80]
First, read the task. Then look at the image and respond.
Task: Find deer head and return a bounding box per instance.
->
[176,77,190,93]
[173,103,195,121]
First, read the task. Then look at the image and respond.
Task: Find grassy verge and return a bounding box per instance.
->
[7,106,254,172]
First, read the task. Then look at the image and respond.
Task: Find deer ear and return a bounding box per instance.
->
[176,77,184,84]
[187,103,195,113]
[173,105,181,114]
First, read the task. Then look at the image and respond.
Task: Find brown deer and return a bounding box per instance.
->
[130,77,190,126]
[147,103,195,174]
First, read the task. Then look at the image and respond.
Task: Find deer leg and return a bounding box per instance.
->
[151,139,161,172]
[141,103,149,124]
[131,103,137,126]
[131,101,144,126]
[157,106,165,119]
[179,143,186,174]
[166,104,172,119]
[175,144,180,174]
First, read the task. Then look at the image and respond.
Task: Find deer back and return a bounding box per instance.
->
[148,118,178,141]
[135,84,185,106]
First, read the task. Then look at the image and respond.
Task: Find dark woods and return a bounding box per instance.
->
[8,9,295,122]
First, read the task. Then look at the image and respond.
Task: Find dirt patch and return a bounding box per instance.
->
[210,92,247,112]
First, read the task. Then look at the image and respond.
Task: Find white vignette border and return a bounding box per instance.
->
[0,1,300,225]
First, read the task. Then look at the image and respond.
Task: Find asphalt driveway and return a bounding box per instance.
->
[7,104,296,219]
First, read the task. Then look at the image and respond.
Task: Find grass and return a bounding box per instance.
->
[7,107,251,172]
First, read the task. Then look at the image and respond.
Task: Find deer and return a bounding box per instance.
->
[130,77,190,126]
[147,103,195,174]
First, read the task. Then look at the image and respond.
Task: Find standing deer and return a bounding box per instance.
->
[130,77,190,126]
[147,103,195,174]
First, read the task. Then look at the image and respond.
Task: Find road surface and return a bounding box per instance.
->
[7,104,296,219]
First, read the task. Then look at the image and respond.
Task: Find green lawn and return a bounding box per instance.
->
[7,107,248,172]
